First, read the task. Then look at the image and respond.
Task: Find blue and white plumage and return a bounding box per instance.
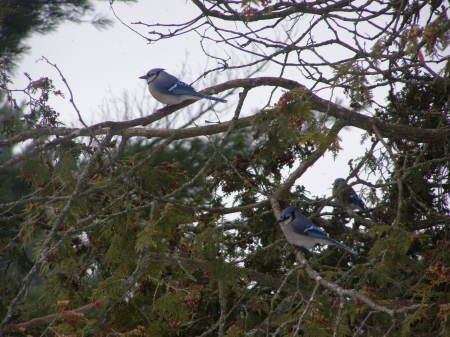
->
[333,178,370,217]
[278,206,356,254]
[139,68,227,105]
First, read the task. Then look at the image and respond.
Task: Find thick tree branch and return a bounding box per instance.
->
[1,77,446,153]
[210,78,449,143]
[191,0,353,22]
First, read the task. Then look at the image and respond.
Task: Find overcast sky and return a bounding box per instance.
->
[11,1,368,199]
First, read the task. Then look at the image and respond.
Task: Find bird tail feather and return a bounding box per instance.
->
[329,238,357,255]
[199,93,227,103]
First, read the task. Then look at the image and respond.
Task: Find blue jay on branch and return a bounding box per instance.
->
[333,178,371,217]
[139,68,227,105]
[278,206,356,254]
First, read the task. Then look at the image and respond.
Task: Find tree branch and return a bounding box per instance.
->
[1,77,446,153]
[4,303,100,333]
[293,250,445,316]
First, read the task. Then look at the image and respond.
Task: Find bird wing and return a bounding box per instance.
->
[341,185,356,201]
[167,81,198,96]
[338,185,365,208]
[290,212,314,234]
[349,192,366,209]
[303,225,330,240]
[290,212,329,240]
[305,226,357,254]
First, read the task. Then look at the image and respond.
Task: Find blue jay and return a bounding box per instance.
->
[278,206,356,254]
[333,178,371,217]
[139,68,227,105]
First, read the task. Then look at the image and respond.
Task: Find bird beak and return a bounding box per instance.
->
[138,75,147,79]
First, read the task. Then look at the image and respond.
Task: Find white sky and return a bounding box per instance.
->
[11,1,369,199]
